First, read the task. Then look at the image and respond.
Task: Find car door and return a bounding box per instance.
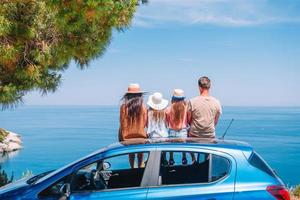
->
[69,188,147,200]
[68,148,157,200]
[146,148,236,200]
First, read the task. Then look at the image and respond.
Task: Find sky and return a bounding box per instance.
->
[25,0,300,106]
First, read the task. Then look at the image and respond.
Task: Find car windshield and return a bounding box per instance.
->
[27,170,54,185]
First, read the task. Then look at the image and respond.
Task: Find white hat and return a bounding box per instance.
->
[147,92,168,111]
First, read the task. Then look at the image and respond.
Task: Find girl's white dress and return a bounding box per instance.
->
[147,113,169,138]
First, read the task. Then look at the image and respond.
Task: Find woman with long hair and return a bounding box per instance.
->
[119,83,147,168]
[166,89,195,165]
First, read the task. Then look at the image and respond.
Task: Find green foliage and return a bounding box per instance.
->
[22,169,33,179]
[0,0,141,109]
[0,128,9,142]
[294,185,300,197]
[0,165,13,187]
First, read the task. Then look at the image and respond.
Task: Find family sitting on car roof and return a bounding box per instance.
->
[119,76,222,168]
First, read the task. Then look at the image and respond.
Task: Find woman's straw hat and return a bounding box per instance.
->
[126,83,145,94]
[147,92,168,111]
[172,89,185,99]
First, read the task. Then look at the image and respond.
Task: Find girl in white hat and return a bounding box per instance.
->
[146,92,169,138]
[147,92,169,165]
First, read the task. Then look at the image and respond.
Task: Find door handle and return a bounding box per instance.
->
[168,169,176,173]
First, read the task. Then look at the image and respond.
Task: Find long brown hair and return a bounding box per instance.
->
[122,93,144,124]
[171,99,186,125]
[148,108,165,122]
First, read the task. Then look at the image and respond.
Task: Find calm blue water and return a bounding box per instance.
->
[0,106,299,186]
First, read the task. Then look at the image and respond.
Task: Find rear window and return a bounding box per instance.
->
[248,151,276,177]
[211,154,231,182]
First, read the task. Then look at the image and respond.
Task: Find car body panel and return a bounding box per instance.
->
[234,183,277,200]
[69,188,148,200]
[0,178,29,199]
[147,183,234,200]
[0,138,287,200]
[233,150,282,200]
[0,178,28,195]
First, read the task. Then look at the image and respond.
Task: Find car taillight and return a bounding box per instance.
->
[267,185,290,200]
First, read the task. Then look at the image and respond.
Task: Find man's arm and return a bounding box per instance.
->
[187,111,192,125]
[186,100,193,125]
[214,112,220,126]
[214,100,222,126]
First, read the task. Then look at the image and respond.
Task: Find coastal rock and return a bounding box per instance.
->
[0,130,22,153]
[3,131,22,145]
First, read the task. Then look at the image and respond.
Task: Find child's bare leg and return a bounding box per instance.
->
[137,153,144,168]
[190,153,196,163]
[182,152,187,165]
[129,153,135,168]
[169,152,175,165]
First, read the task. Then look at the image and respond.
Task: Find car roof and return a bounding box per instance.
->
[102,137,253,155]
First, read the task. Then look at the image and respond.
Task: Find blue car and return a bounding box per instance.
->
[0,138,290,200]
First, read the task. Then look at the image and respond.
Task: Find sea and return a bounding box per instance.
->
[0,106,299,186]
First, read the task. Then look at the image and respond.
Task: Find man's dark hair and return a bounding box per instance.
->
[198,76,211,89]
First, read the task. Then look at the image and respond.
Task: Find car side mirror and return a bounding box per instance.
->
[103,162,111,170]
[59,183,71,198]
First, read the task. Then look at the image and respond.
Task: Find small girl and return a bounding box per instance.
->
[146,92,169,138]
[166,89,194,165]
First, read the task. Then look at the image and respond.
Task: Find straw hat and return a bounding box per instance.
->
[147,92,168,110]
[172,89,185,99]
[125,83,145,94]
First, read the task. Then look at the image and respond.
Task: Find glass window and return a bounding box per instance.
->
[248,151,275,177]
[71,152,149,192]
[160,151,230,185]
[211,154,231,182]
[38,176,70,198]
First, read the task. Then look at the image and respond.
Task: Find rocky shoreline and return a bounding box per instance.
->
[0,129,22,153]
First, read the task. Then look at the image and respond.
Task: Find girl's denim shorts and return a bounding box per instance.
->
[168,128,188,138]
